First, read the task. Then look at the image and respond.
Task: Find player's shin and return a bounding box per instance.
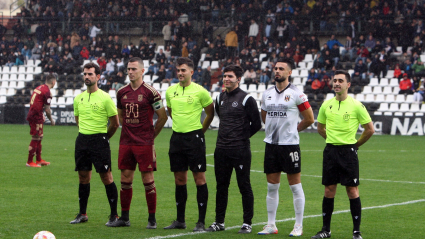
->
[196,183,208,224]
[144,181,156,222]
[290,183,305,226]
[176,184,187,222]
[120,182,133,220]
[266,182,280,225]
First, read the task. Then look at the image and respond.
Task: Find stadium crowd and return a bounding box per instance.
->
[1,0,425,102]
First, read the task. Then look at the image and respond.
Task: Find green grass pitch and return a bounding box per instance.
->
[0,124,424,239]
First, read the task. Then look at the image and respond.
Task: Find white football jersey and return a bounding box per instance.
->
[261,84,309,145]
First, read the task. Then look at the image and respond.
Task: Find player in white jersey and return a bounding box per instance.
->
[258,58,314,237]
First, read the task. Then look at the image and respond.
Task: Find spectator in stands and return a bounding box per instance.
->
[326,35,343,49]
[181,41,189,57]
[111,71,126,91]
[393,64,402,79]
[413,86,424,103]
[364,35,376,51]
[341,35,356,61]
[355,44,369,64]
[80,46,89,59]
[276,19,288,43]
[153,64,166,83]
[311,77,322,94]
[260,69,270,87]
[98,75,110,92]
[399,73,413,94]
[116,58,125,72]
[330,44,340,67]
[225,28,238,59]
[5,52,16,68]
[103,58,115,76]
[248,19,259,38]
[192,66,203,84]
[89,23,102,39]
[412,59,425,77]
[264,17,275,39]
[243,67,257,88]
[412,76,422,93]
[35,23,46,45]
[15,51,25,66]
[202,21,214,41]
[163,65,178,84]
[97,56,107,71]
[201,66,212,91]
[352,59,367,83]
[321,75,333,94]
[72,41,83,60]
[21,45,32,64]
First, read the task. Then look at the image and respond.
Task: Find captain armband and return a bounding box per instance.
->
[151,100,164,110]
[297,102,311,112]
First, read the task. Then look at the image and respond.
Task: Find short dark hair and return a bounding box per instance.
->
[176,57,194,69]
[129,57,144,68]
[276,57,294,70]
[83,62,101,75]
[223,65,244,79]
[45,74,56,84]
[334,69,351,82]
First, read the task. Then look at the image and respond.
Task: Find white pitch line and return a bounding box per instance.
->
[205,152,425,185]
[145,199,425,239]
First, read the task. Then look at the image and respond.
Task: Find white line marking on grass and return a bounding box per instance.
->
[205,152,425,184]
[146,199,425,239]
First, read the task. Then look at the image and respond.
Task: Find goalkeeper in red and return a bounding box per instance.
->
[26,74,56,167]
[108,57,167,228]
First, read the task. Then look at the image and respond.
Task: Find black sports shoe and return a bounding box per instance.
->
[106,218,130,227]
[193,222,206,231]
[70,213,88,224]
[205,222,225,232]
[238,223,252,234]
[105,215,119,227]
[146,220,157,229]
[163,220,186,229]
[311,230,331,238]
[353,231,363,239]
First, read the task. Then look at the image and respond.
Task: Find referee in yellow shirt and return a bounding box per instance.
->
[311,70,374,239]
[164,57,215,231]
[70,63,120,226]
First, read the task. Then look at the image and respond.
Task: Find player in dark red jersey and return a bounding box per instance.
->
[108,57,167,228]
[26,74,56,167]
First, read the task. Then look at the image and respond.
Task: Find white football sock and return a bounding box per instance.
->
[266,182,280,225]
[290,183,305,227]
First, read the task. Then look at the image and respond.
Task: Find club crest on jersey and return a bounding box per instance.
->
[343,113,350,121]
[123,95,127,99]
[91,103,99,111]
[138,94,143,101]
[232,101,238,107]
[187,96,194,104]
[284,95,291,102]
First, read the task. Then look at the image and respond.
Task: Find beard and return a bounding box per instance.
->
[84,79,96,86]
[275,76,287,82]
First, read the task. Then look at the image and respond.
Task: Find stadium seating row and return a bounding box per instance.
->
[1,66,42,74]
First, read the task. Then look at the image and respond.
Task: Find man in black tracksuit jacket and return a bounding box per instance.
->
[205,65,262,234]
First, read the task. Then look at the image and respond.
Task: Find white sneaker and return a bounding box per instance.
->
[289,225,303,237]
[258,224,278,235]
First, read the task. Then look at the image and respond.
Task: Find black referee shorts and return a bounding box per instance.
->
[75,133,112,173]
[168,129,206,172]
[322,144,359,187]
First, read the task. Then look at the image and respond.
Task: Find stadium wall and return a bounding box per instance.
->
[0,106,421,136]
